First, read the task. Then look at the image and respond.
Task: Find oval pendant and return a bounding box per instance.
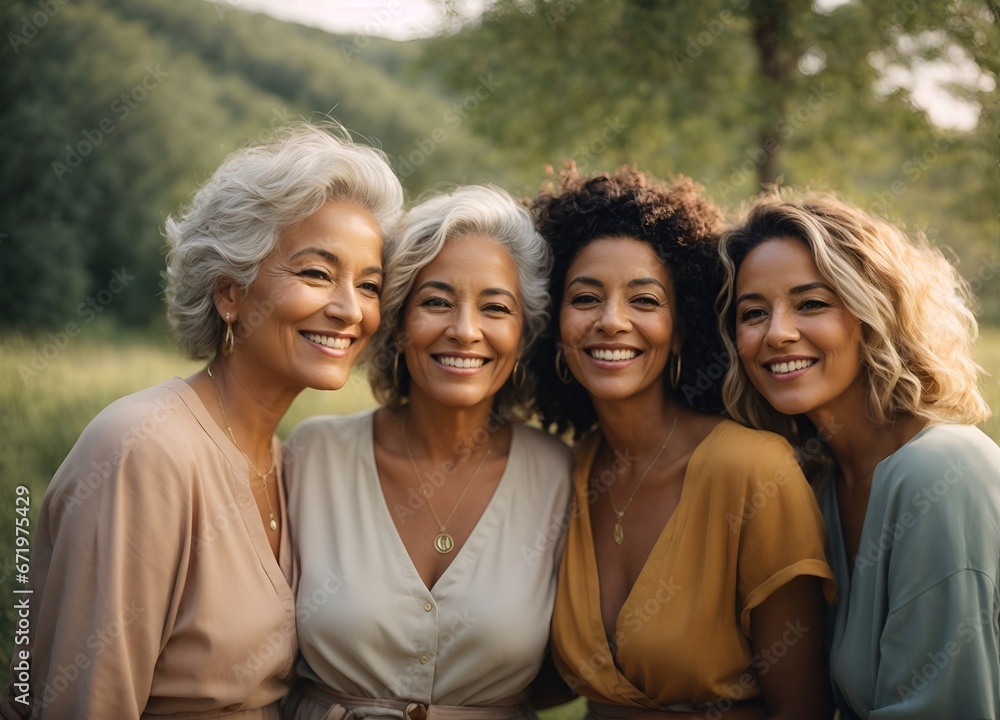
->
[269,519,278,531]
[613,522,624,546]
[433,532,455,554]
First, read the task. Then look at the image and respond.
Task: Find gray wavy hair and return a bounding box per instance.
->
[164,121,404,359]
[368,184,551,415]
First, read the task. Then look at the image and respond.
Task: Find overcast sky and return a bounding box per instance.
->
[212,0,987,130]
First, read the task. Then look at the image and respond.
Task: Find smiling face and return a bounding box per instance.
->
[559,237,679,404]
[400,233,523,411]
[734,236,865,422]
[221,199,384,392]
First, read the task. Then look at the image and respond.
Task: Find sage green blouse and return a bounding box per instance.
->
[817,423,1000,719]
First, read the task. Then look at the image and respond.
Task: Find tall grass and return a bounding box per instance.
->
[1,328,998,705]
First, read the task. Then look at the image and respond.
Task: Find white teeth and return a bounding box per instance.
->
[437,356,485,369]
[305,332,350,349]
[769,359,815,374]
[589,348,637,361]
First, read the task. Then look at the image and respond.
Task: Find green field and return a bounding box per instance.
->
[1,329,998,708]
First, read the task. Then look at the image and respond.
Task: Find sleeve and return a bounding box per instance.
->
[736,435,837,633]
[21,419,190,719]
[867,433,1000,718]
[871,570,1000,718]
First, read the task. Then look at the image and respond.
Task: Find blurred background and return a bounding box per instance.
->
[1,0,998,698]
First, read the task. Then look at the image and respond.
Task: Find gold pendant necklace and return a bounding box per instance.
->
[207,365,278,532]
[401,415,494,554]
[607,408,680,546]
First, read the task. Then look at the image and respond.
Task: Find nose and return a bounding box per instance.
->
[594,298,631,335]
[764,305,799,347]
[447,302,483,345]
[326,284,364,327]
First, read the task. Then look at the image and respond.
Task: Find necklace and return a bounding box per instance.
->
[401,415,494,554]
[607,408,680,546]
[207,365,278,532]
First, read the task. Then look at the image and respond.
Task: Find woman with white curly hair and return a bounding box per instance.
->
[283,184,573,719]
[2,122,403,719]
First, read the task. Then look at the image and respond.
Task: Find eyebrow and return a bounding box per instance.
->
[290,247,383,277]
[416,280,518,304]
[736,281,835,306]
[566,276,668,293]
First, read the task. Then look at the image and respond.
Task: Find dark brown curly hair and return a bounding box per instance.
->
[527,165,728,438]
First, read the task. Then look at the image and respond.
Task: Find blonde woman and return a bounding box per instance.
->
[719,193,1000,718]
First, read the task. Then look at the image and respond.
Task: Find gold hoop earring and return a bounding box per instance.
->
[669,352,682,389]
[555,348,572,385]
[392,349,401,387]
[511,359,526,390]
[222,312,235,357]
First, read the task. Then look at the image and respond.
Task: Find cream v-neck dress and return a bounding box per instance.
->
[284,410,573,708]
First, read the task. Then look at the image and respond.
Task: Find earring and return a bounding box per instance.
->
[392,349,401,387]
[511,359,526,390]
[555,348,572,385]
[222,312,235,357]
[669,352,682,389]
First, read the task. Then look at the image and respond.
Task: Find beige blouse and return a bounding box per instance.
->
[7,378,297,719]
[284,410,573,709]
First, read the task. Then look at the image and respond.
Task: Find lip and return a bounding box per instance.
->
[301,330,356,358]
[762,354,817,381]
[432,352,491,374]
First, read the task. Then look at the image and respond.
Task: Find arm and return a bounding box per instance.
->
[869,570,999,718]
[750,576,834,720]
[22,430,187,719]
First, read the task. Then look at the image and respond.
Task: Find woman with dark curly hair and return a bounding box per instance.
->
[719,193,1000,718]
[529,167,835,719]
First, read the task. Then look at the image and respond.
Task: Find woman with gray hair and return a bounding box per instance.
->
[1,122,403,719]
[284,184,573,719]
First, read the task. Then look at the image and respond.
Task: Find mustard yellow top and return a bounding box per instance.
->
[551,420,836,710]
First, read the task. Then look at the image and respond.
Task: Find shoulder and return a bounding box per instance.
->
[286,408,375,449]
[880,424,1000,491]
[42,380,202,518]
[512,423,573,467]
[696,419,802,482]
[79,379,194,448]
[871,425,1000,594]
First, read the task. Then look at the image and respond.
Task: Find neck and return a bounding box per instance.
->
[402,394,506,466]
[809,404,925,490]
[591,388,682,463]
[196,357,301,460]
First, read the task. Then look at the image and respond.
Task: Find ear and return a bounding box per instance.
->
[213,278,240,322]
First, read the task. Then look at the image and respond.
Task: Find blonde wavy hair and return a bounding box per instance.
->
[718,192,990,443]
